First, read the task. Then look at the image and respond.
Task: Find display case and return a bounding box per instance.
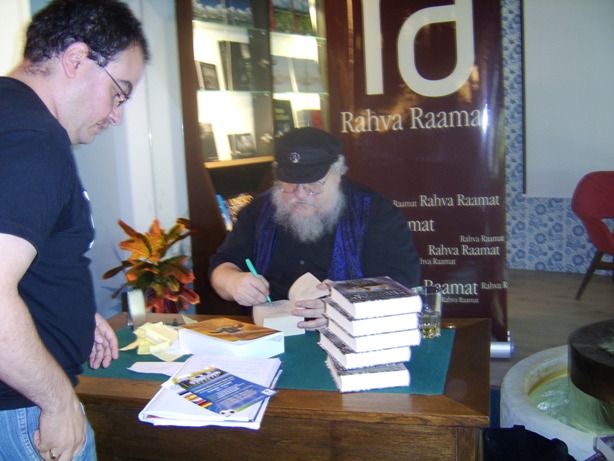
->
[175,0,328,313]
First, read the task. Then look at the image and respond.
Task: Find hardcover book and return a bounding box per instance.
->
[196,61,220,90]
[324,299,419,337]
[325,356,410,393]
[193,0,227,24]
[178,317,284,358]
[328,276,422,320]
[216,194,233,231]
[219,41,254,91]
[270,0,313,35]
[327,319,421,353]
[291,58,323,93]
[225,192,254,223]
[270,0,295,33]
[228,133,256,159]
[293,0,314,35]
[272,56,293,93]
[226,0,254,26]
[273,99,294,137]
[198,122,218,161]
[319,328,411,370]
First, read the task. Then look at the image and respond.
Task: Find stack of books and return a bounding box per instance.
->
[319,276,422,393]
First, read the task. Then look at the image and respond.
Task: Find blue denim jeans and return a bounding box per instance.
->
[0,405,96,460]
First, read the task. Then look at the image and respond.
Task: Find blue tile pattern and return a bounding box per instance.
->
[502,0,595,273]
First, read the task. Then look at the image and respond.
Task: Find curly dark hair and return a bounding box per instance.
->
[24,0,150,66]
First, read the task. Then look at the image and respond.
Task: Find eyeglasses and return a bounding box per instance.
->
[100,66,130,107]
[275,170,331,196]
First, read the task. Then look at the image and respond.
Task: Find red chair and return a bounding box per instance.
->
[571,171,614,300]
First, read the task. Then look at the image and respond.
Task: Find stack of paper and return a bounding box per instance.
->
[137,354,282,430]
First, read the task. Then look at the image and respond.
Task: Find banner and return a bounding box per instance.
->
[325,0,508,341]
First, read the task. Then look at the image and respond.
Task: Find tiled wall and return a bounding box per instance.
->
[502,0,595,273]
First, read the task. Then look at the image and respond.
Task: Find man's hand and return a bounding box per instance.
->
[35,397,86,461]
[89,313,118,369]
[292,283,329,331]
[211,263,270,306]
[228,271,271,306]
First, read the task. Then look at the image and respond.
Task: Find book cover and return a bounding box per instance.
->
[248,29,271,91]
[327,318,421,353]
[197,61,220,90]
[226,0,254,27]
[309,109,324,129]
[325,356,410,393]
[198,122,219,161]
[291,58,324,93]
[165,365,277,416]
[273,99,294,137]
[179,317,284,358]
[272,56,293,93]
[329,276,421,320]
[324,299,419,337]
[219,41,254,91]
[270,0,295,33]
[293,0,314,35]
[193,0,227,24]
[225,192,254,223]
[228,133,257,159]
[253,93,275,155]
[216,194,234,231]
[319,328,411,370]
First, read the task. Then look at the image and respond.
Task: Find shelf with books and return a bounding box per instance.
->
[176,0,328,314]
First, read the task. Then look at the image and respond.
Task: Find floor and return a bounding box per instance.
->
[490,268,614,388]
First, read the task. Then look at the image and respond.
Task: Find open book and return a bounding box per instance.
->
[253,272,328,336]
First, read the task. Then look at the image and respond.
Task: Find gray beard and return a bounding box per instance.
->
[272,188,346,243]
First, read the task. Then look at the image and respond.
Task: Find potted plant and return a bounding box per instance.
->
[103,218,200,313]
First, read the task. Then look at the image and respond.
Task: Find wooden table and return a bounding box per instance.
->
[76,314,490,461]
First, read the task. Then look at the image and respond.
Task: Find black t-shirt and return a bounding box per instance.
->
[0,78,96,409]
[210,178,420,301]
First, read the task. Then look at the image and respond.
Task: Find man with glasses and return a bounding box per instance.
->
[0,1,149,459]
[210,127,420,330]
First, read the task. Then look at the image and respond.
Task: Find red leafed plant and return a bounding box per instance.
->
[102,218,200,313]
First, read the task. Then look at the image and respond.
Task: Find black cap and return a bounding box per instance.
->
[275,127,342,184]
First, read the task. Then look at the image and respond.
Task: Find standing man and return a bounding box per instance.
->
[0,1,149,459]
[210,127,421,329]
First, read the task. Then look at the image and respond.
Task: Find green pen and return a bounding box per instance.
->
[245,258,272,303]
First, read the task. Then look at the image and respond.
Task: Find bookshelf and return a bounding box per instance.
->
[175,0,328,314]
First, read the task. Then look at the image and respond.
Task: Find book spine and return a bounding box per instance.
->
[328,319,420,352]
[216,194,234,231]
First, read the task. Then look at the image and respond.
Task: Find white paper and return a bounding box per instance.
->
[138,354,282,430]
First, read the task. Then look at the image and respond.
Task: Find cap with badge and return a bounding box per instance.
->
[275,127,342,184]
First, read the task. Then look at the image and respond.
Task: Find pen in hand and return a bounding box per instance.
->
[245,258,272,304]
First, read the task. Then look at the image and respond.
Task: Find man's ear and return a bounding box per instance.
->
[62,42,90,78]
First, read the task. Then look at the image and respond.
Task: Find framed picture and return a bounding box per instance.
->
[196,61,220,90]
[228,133,256,159]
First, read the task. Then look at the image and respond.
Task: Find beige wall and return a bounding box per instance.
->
[0,0,30,74]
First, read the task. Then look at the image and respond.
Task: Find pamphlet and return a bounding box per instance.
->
[164,366,277,417]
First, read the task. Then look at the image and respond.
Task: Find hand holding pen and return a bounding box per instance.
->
[245,258,272,304]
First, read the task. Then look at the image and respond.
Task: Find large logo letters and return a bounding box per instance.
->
[362,0,475,97]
